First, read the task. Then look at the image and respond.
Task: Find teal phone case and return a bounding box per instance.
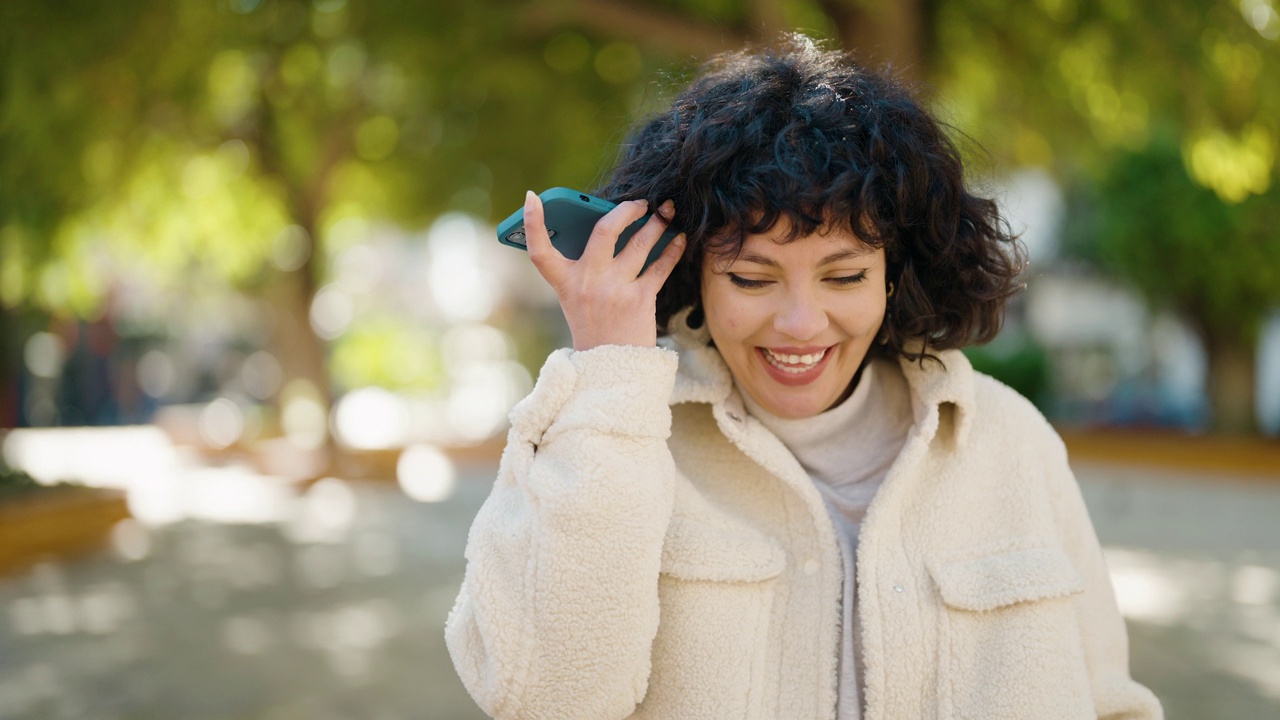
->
[496,187,678,272]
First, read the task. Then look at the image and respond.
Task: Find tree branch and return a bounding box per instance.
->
[520,0,752,60]
[814,0,927,86]
[747,0,788,41]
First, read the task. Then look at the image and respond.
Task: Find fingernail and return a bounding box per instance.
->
[659,200,675,218]
[525,190,536,207]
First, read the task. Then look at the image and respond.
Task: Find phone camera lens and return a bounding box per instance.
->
[507,231,526,245]
[579,194,589,202]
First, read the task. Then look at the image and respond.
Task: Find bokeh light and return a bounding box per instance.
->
[395,444,456,503]
[332,387,411,450]
[285,477,357,544]
[136,349,178,399]
[280,380,328,450]
[426,214,501,323]
[271,225,312,272]
[198,398,245,449]
[22,332,65,380]
[310,284,355,340]
[240,350,284,401]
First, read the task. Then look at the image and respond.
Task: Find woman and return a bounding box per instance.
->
[445,35,1162,720]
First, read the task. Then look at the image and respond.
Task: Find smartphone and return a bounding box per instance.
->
[496,187,679,272]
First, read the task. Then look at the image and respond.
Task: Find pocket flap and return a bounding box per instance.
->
[660,512,786,583]
[928,538,1085,612]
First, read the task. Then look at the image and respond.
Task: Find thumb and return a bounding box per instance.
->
[522,190,569,286]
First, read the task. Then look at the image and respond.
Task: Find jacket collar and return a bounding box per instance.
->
[663,307,976,448]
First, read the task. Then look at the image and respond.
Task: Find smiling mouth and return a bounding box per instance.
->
[761,347,830,374]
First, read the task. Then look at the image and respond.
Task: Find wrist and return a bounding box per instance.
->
[569,324,657,351]
[572,337,657,351]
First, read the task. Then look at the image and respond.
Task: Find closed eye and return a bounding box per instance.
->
[826,271,868,286]
[727,273,771,289]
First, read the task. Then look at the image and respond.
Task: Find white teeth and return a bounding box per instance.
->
[763,348,827,373]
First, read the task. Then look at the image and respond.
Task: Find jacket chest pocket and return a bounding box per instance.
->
[632,511,785,720]
[927,539,1094,720]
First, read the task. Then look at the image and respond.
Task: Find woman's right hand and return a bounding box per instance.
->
[522,190,686,351]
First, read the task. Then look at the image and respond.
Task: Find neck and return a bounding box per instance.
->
[825,355,871,412]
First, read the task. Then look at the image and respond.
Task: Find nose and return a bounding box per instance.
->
[772,287,829,341]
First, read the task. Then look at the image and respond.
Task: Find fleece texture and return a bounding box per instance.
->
[445,308,1164,720]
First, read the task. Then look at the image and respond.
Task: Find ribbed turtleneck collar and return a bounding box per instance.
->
[737,360,913,486]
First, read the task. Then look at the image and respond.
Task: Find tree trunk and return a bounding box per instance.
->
[249,78,342,451]
[268,232,333,450]
[533,0,930,78]
[818,0,928,87]
[522,0,749,58]
[272,268,329,395]
[1202,329,1258,435]
[0,305,22,428]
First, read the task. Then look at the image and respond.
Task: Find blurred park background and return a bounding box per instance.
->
[1,0,1278,718]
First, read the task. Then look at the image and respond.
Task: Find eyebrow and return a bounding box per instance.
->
[736,247,874,268]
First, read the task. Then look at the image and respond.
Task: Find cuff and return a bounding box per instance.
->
[508,345,679,445]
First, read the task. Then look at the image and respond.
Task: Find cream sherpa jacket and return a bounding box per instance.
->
[445,311,1163,720]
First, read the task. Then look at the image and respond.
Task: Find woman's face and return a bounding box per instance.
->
[700,220,888,419]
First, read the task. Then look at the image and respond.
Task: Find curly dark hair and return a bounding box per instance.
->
[594,34,1026,362]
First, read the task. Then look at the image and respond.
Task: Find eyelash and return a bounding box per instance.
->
[727,271,868,289]
[828,271,868,286]
[727,274,770,289]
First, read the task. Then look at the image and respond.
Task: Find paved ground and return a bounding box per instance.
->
[1,458,1277,719]
[1076,463,1280,719]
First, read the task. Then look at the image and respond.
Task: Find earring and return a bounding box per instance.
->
[887,281,895,298]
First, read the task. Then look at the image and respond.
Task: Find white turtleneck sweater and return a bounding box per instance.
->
[739,358,914,720]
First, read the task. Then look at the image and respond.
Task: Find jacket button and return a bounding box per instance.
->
[803,559,819,575]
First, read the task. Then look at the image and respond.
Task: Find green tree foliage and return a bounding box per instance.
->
[0,0,929,326]
[932,0,1279,185]
[0,0,676,428]
[1065,135,1280,432]
[3,0,1276,433]
[0,1,673,288]
[931,0,1279,432]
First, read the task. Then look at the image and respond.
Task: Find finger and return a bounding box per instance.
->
[639,232,687,290]
[618,199,675,275]
[581,198,650,268]
[522,191,569,285]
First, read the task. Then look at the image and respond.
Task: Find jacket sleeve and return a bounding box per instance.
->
[444,344,680,720]
[1045,435,1165,720]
